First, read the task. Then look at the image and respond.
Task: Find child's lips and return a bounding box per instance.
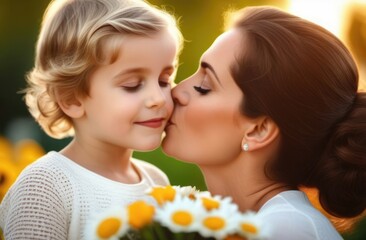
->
[135,118,165,128]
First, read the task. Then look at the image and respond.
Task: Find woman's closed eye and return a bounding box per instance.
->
[193,85,211,95]
[193,73,212,95]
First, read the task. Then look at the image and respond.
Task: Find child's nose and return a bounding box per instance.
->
[146,85,166,108]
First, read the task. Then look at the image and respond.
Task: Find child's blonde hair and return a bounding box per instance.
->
[24,0,183,139]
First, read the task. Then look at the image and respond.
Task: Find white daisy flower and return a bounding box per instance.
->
[173,185,201,199]
[85,206,129,240]
[195,190,213,199]
[236,211,270,240]
[198,194,238,214]
[197,205,241,239]
[154,195,203,233]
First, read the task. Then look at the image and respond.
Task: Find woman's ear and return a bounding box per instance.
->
[241,117,279,151]
[56,91,85,119]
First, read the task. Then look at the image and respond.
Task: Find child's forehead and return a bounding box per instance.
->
[88,30,178,81]
[98,30,179,65]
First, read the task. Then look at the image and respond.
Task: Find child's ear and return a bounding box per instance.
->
[56,91,85,119]
[241,117,279,151]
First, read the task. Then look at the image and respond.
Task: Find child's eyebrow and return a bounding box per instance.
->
[113,65,176,80]
[113,68,145,80]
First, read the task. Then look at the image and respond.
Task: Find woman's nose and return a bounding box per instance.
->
[171,80,190,106]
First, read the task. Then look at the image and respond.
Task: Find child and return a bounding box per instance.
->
[0,0,183,239]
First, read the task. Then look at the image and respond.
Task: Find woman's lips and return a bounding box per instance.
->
[135,118,165,128]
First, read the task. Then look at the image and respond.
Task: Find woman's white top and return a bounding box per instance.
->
[0,151,169,240]
[258,190,343,240]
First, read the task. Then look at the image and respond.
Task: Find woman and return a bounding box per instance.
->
[162,6,366,239]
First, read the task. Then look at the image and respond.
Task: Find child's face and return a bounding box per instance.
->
[77,29,177,151]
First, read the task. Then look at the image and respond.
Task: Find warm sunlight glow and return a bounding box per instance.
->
[288,0,366,90]
[288,0,347,37]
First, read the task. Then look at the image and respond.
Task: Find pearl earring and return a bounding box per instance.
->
[242,143,249,152]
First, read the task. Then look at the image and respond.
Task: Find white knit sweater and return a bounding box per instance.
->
[0,151,169,240]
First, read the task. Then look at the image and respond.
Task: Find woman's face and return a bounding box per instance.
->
[162,29,252,165]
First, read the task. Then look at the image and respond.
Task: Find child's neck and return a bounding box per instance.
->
[60,139,141,184]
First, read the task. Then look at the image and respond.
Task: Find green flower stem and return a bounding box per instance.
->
[173,232,185,240]
[119,237,131,240]
[140,227,155,240]
[183,232,196,240]
[152,223,169,240]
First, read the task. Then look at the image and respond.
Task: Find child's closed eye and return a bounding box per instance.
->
[122,82,143,92]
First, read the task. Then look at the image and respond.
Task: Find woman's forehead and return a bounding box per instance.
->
[198,29,242,80]
[202,29,242,61]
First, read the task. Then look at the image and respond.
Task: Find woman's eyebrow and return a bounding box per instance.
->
[201,61,222,85]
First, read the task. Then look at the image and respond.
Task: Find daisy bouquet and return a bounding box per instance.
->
[87,185,270,240]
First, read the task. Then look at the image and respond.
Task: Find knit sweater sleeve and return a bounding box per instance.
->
[0,163,70,240]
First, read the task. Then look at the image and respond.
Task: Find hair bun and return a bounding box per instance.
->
[316,92,366,217]
[333,92,366,167]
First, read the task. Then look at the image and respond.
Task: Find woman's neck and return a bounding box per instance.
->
[199,158,292,212]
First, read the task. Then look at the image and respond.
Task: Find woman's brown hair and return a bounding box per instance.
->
[229,6,366,218]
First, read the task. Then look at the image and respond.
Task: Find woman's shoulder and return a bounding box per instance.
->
[131,158,169,186]
[258,190,342,240]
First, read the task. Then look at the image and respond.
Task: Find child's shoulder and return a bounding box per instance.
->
[2,152,74,210]
[131,158,169,186]
[20,151,68,175]
[13,151,72,191]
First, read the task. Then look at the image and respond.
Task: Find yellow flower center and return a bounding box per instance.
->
[241,222,258,234]
[224,235,246,240]
[203,216,225,230]
[97,217,121,238]
[149,185,176,205]
[172,210,193,226]
[201,197,220,211]
[188,194,196,200]
[0,173,5,185]
[0,162,18,198]
[128,201,155,229]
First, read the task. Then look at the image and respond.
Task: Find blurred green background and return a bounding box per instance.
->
[0,0,289,191]
[0,0,365,239]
